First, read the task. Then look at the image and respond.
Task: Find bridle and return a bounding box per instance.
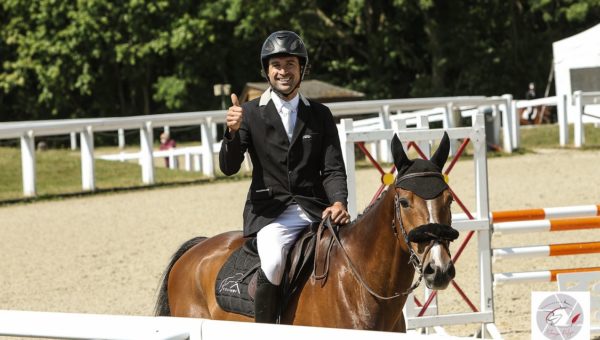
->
[393,171,454,295]
[313,171,456,300]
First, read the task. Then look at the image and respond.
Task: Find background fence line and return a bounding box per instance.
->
[1,92,599,198]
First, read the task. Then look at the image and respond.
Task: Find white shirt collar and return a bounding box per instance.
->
[259,87,310,107]
[271,91,299,113]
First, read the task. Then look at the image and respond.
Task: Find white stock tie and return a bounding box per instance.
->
[281,103,293,141]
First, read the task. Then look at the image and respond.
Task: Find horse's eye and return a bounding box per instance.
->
[399,198,410,208]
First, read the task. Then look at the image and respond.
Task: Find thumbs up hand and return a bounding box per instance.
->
[226,93,243,133]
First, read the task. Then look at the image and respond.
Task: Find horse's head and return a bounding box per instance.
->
[390,133,459,291]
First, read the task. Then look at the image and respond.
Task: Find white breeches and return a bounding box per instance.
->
[257,204,314,285]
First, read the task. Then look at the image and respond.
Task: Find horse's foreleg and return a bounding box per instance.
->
[396,313,407,332]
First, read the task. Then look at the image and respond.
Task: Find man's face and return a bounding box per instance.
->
[267,55,301,99]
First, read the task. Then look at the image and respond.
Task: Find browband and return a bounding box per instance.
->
[396,172,444,184]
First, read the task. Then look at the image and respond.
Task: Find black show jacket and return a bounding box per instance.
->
[219,89,348,237]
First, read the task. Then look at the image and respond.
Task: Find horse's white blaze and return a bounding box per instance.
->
[430,243,444,267]
[426,200,435,223]
[427,200,444,267]
[426,200,446,268]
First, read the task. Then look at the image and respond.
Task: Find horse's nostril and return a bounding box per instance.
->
[424,263,435,275]
[447,263,456,279]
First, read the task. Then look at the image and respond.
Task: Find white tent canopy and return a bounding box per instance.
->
[553,23,600,123]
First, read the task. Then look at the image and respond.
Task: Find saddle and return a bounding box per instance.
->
[214,222,336,318]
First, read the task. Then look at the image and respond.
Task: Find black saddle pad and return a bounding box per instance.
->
[215,240,260,318]
[214,224,320,318]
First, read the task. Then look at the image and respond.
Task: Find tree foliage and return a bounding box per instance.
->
[1,0,599,122]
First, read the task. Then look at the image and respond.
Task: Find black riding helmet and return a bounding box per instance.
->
[260,31,309,96]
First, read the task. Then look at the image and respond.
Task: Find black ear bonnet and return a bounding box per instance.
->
[391,132,450,200]
[395,159,449,200]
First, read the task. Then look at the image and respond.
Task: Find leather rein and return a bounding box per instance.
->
[313,171,453,300]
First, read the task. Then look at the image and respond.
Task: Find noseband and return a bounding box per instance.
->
[393,172,458,295]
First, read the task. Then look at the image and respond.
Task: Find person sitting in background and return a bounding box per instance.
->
[159,132,176,167]
[525,82,537,123]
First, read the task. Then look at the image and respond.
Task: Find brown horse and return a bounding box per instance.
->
[155,133,459,331]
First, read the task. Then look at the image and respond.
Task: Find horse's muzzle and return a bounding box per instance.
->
[423,260,455,290]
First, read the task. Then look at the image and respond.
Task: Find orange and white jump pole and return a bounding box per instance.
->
[493,216,600,234]
[494,267,600,285]
[490,204,600,223]
[493,241,600,260]
[451,204,600,224]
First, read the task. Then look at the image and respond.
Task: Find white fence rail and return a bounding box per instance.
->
[0,95,514,198]
[512,91,600,148]
[573,90,600,147]
[0,310,463,340]
[511,95,559,148]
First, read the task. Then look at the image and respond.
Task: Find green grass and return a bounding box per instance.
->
[0,145,248,203]
[518,123,600,150]
[1,123,599,203]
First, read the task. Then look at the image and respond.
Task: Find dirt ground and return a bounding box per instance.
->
[1,148,599,339]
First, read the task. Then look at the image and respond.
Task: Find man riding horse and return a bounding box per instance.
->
[219,30,351,323]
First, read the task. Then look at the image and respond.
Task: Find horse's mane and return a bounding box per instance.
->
[346,185,391,228]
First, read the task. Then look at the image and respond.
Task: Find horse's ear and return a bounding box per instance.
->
[391,134,411,171]
[430,132,450,169]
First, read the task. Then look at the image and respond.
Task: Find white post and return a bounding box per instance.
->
[444,102,457,156]
[80,126,95,191]
[416,115,431,157]
[140,121,155,184]
[442,104,452,129]
[193,155,201,172]
[211,122,218,144]
[573,91,584,148]
[558,94,569,146]
[472,113,495,335]
[509,97,520,150]
[118,129,125,149]
[379,105,392,163]
[502,94,514,153]
[200,120,215,177]
[184,153,192,171]
[70,132,78,151]
[338,119,357,219]
[168,151,177,170]
[393,116,410,151]
[491,105,501,146]
[494,98,512,153]
[20,131,36,197]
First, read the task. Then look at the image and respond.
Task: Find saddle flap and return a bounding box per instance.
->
[285,222,319,287]
[215,239,260,318]
[312,220,337,286]
[214,223,333,318]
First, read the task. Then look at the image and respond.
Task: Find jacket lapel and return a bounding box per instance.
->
[258,88,311,146]
[290,100,309,146]
[261,100,290,143]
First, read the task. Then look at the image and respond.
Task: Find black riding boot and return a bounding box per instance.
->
[254,269,280,323]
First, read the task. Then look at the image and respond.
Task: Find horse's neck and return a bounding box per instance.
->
[341,187,412,293]
[346,188,398,251]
